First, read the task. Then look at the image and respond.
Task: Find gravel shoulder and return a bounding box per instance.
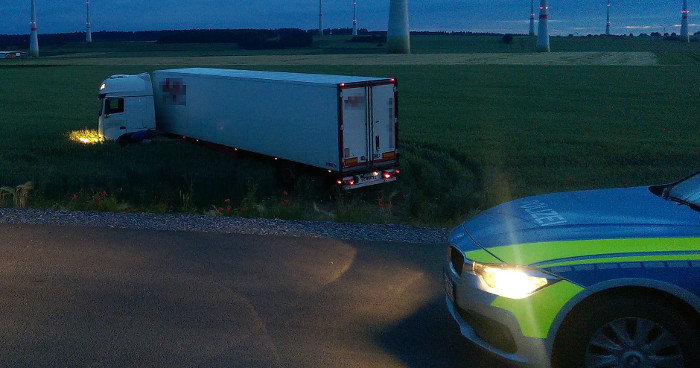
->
[0,208,449,244]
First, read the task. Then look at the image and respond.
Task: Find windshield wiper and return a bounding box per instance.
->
[668,196,700,212]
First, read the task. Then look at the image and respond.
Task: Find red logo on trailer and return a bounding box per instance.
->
[161,78,187,105]
[344,96,363,109]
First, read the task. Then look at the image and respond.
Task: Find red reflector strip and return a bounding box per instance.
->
[343,157,359,166]
[382,151,396,160]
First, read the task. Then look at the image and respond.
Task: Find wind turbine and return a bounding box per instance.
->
[536,0,549,52]
[86,0,93,43]
[681,0,689,42]
[529,0,535,36]
[387,0,410,54]
[29,0,39,57]
[352,0,358,36]
[318,0,323,36]
[606,0,611,35]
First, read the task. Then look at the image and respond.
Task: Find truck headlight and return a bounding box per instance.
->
[472,262,558,299]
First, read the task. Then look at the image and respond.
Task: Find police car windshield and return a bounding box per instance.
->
[668,172,700,210]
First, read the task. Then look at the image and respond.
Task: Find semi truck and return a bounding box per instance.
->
[98,68,399,189]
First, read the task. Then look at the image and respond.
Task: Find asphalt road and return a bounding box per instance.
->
[0,224,504,368]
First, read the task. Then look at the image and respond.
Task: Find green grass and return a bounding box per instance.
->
[0,35,699,226]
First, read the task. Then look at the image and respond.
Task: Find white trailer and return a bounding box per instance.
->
[98,68,399,189]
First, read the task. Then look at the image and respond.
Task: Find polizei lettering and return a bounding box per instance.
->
[520,199,567,227]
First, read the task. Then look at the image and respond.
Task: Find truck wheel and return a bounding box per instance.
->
[552,295,699,368]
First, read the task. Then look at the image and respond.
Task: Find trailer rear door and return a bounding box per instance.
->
[340,86,367,169]
[340,81,397,171]
[370,83,397,164]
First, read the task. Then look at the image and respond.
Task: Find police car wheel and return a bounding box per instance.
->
[553,295,699,368]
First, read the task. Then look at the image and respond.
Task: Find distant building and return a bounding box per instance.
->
[1,51,29,59]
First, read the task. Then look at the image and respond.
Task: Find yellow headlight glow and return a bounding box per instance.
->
[68,129,102,145]
[474,263,550,299]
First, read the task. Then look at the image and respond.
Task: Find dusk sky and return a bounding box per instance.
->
[0,0,696,37]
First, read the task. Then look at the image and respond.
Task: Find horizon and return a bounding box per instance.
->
[2,27,696,38]
[0,1,697,37]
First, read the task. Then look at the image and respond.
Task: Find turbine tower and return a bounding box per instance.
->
[606,0,611,35]
[387,0,410,54]
[681,0,690,42]
[86,0,92,43]
[29,0,39,57]
[536,0,549,52]
[529,0,535,36]
[318,0,323,37]
[352,0,358,36]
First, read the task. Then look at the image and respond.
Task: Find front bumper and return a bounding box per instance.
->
[443,262,553,368]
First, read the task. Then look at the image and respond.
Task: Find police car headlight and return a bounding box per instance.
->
[472,262,559,299]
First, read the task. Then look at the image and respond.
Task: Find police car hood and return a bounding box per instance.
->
[454,186,700,262]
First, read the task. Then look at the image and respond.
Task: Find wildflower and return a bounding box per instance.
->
[225,198,231,204]
[101,191,107,197]
[71,194,78,201]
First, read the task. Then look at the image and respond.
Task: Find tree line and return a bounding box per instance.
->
[0,29,316,50]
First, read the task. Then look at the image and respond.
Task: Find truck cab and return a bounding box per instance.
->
[98,73,156,141]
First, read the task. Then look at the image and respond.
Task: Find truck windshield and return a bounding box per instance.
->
[667,172,700,209]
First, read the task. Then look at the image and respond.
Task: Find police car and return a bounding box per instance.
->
[444,171,700,368]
